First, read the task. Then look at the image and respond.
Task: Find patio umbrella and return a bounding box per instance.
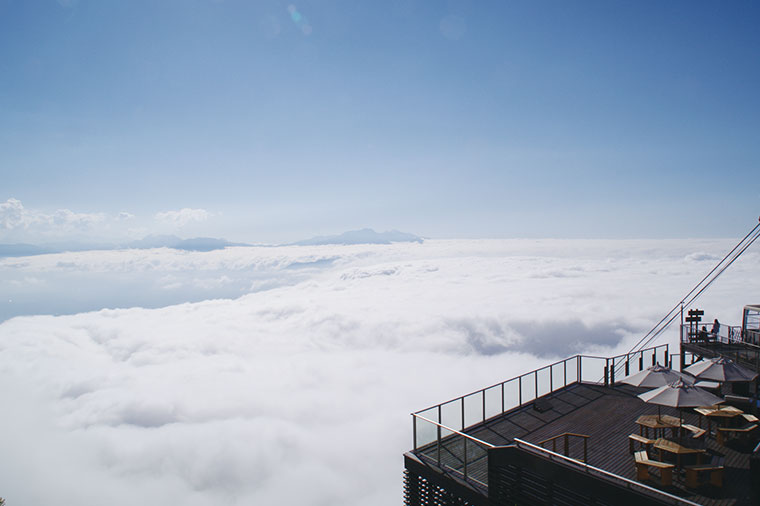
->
[620,363,694,388]
[683,356,758,383]
[638,379,725,436]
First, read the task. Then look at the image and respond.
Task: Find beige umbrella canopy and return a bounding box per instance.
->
[683,357,759,383]
[638,379,725,408]
[620,363,694,388]
[638,379,725,432]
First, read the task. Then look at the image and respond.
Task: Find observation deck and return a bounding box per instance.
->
[404,344,759,506]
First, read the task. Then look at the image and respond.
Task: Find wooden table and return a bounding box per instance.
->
[653,438,706,469]
[694,405,744,433]
[636,414,682,439]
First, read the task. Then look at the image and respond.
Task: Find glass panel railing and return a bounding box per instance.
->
[412,413,493,488]
[520,371,537,405]
[564,356,579,385]
[412,345,667,436]
[502,377,520,412]
[484,384,502,420]
[463,391,483,427]
[440,398,462,431]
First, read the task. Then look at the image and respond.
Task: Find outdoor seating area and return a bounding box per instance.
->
[409,341,760,506]
[620,356,760,496]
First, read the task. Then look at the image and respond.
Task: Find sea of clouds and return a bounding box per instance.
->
[0,239,757,505]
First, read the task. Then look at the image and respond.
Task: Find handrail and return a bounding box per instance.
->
[414,344,667,423]
[600,343,670,385]
[412,414,495,449]
[412,414,494,487]
[513,439,702,506]
[537,432,589,444]
[681,323,760,351]
[413,353,583,415]
[537,432,589,462]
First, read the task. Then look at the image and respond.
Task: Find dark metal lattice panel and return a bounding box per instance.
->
[488,463,618,506]
[404,470,476,506]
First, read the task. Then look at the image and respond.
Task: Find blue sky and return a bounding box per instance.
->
[1,0,759,243]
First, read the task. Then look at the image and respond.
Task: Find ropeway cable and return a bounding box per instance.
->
[611,219,760,378]
[610,224,760,380]
[625,220,760,355]
[634,225,760,352]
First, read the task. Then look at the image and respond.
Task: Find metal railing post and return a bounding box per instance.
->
[610,358,615,385]
[437,405,443,466]
[482,389,486,422]
[501,382,505,414]
[461,397,465,430]
[413,415,417,449]
[563,359,567,386]
[518,376,522,405]
[584,437,588,463]
[534,371,538,398]
[436,425,441,466]
[550,366,553,392]
[463,436,468,479]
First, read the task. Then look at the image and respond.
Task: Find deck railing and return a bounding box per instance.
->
[680,324,760,372]
[412,414,494,487]
[513,439,702,506]
[411,344,668,488]
[680,323,744,346]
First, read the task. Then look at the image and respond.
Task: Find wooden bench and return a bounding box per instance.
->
[684,464,724,488]
[629,433,655,454]
[717,423,757,445]
[634,450,674,486]
[681,423,707,440]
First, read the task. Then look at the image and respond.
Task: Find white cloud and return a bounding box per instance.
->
[0,239,758,505]
[0,198,105,238]
[155,208,210,228]
[0,198,29,230]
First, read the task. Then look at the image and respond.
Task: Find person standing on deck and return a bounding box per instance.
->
[711,319,720,340]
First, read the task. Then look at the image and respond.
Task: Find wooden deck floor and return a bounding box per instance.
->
[418,383,755,505]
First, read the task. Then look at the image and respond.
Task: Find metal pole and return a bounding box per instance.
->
[413,415,417,449]
[482,389,486,422]
[584,438,588,463]
[463,436,468,479]
[519,376,522,406]
[501,382,505,414]
[550,366,553,392]
[560,359,566,386]
[437,423,441,466]
[610,358,615,385]
[461,397,465,430]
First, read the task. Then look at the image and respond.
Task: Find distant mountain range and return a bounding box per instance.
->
[0,229,423,257]
[0,235,250,257]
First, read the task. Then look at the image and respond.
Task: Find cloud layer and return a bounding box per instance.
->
[0,239,758,505]
[0,198,106,237]
[0,198,214,243]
